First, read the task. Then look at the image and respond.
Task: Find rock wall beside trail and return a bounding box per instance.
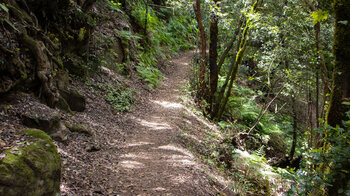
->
[0,129,61,196]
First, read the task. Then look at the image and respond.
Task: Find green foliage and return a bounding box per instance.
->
[105,84,135,112]
[104,0,122,12]
[114,29,141,41]
[126,1,196,86]
[311,10,328,26]
[216,78,283,135]
[288,112,350,195]
[136,65,162,89]
[131,1,195,52]
[86,81,135,112]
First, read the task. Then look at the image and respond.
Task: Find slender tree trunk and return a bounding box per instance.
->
[144,0,149,37]
[194,0,207,98]
[209,0,220,109]
[216,43,245,120]
[215,0,260,121]
[289,95,298,160]
[307,73,314,148]
[211,30,243,118]
[217,15,244,72]
[314,22,321,130]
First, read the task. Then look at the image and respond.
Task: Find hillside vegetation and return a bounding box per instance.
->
[0,0,349,195]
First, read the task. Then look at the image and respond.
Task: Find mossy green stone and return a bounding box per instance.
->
[0,129,61,196]
[24,129,52,141]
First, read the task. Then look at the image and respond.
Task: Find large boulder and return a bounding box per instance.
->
[0,129,61,196]
[22,114,69,142]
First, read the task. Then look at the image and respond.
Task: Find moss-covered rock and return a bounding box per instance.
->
[0,129,61,196]
[21,114,69,141]
[65,122,93,136]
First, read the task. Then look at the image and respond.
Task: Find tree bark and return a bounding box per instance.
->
[194,0,207,98]
[211,28,243,119]
[144,0,149,38]
[215,0,260,121]
[217,15,244,72]
[327,0,350,127]
[289,95,298,160]
[326,0,350,194]
[209,0,220,109]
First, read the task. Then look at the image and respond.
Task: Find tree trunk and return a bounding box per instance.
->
[307,73,314,148]
[194,0,207,98]
[327,0,350,127]
[144,0,149,44]
[217,15,244,72]
[211,28,243,119]
[209,0,220,109]
[289,96,298,160]
[326,0,350,194]
[215,0,260,121]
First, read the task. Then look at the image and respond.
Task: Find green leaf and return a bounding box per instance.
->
[342,101,350,106]
[310,10,328,26]
[0,3,8,13]
[338,20,348,25]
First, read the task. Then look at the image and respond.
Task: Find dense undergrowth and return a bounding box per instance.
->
[178,81,291,195]
[95,1,196,88]
[89,0,197,110]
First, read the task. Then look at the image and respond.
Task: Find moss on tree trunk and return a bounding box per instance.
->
[326,0,350,194]
[327,0,350,127]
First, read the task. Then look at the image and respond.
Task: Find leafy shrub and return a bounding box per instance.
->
[136,65,162,89]
[104,0,122,12]
[288,111,350,195]
[86,81,135,112]
[105,85,135,112]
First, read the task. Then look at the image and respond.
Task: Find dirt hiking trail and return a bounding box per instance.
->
[113,51,234,195]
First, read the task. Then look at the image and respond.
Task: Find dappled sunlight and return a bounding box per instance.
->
[139,119,172,130]
[152,187,167,191]
[120,153,152,160]
[182,106,220,133]
[157,144,194,158]
[172,175,192,184]
[60,183,72,195]
[119,160,145,169]
[126,141,154,147]
[166,155,196,167]
[152,100,183,109]
[232,149,289,193]
[57,147,87,166]
[182,132,201,143]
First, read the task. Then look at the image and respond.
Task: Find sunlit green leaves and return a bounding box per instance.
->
[310,10,328,26]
